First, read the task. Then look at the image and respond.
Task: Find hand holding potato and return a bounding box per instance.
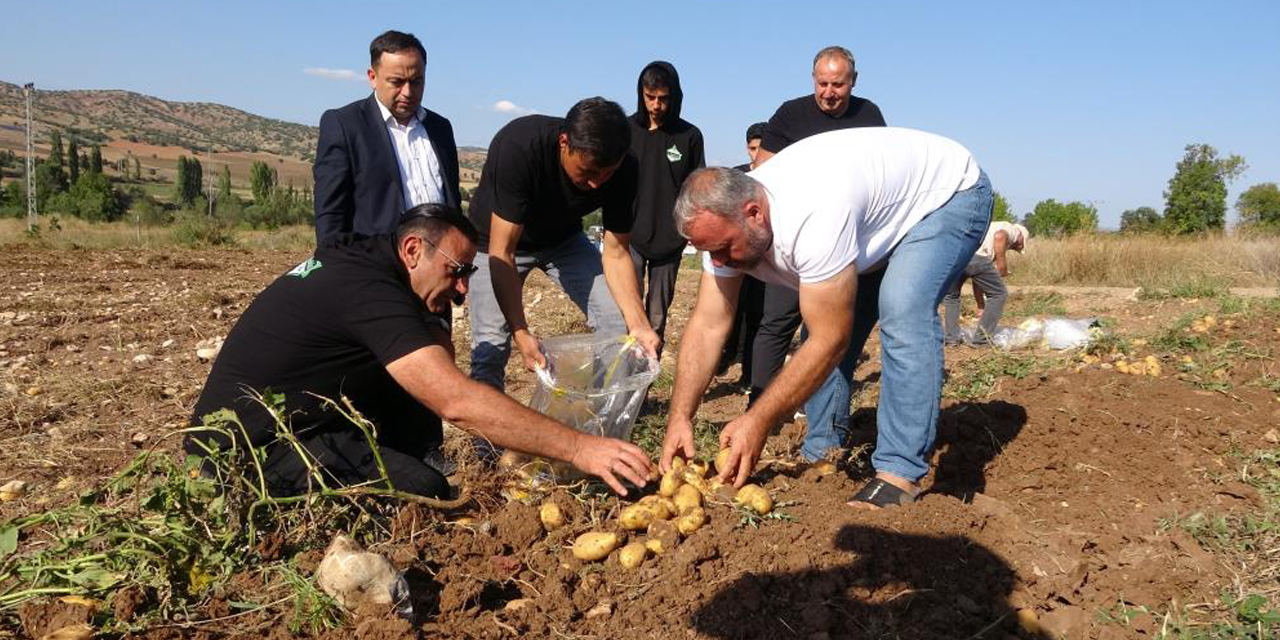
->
[716,414,769,488]
[660,414,697,474]
[570,433,652,496]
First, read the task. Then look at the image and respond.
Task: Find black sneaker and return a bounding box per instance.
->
[422,448,458,477]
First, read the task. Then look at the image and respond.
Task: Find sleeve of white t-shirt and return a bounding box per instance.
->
[789,204,858,284]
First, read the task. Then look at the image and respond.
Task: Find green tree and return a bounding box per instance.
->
[217,164,233,202]
[991,191,1015,222]
[1162,143,1246,234]
[1119,206,1161,233]
[90,145,103,175]
[34,162,62,209]
[1236,183,1280,230]
[62,172,124,222]
[45,131,67,192]
[67,138,80,184]
[1022,199,1098,237]
[249,161,276,204]
[133,156,142,181]
[174,156,203,207]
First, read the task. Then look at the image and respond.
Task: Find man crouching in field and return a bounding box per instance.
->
[659,128,992,509]
[186,204,651,498]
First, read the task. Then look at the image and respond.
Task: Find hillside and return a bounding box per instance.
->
[0,81,318,160]
[0,81,487,191]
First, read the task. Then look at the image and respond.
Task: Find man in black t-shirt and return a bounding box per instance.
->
[188,204,652,498]
[628,61,705,350]
[468,98,659,391]
[748,46,886,409]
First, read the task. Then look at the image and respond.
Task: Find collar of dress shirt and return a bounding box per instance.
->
[373,94,426,128]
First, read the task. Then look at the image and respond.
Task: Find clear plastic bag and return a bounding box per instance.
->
[528,333,659,479]
[971,317,1099,350]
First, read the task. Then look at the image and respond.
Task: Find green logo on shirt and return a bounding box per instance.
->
[287,258,323,278]
[666,145,683,162]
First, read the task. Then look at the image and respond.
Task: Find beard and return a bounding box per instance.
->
[726,224,773,270]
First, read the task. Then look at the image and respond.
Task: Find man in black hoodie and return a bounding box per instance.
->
[628,62,705,349]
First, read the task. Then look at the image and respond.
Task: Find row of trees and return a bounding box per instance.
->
[0,130,314,231]
[1005,143,1277,237]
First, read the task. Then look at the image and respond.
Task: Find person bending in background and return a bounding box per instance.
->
[943,221,1028,345]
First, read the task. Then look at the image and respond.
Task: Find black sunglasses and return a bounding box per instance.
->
[419,235,478,279]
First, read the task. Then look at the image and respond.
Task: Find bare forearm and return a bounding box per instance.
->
[601,246,650,333]
[442,386,583,462]
[489,253,529,332]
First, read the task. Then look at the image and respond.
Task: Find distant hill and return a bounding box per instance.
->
[0,81,318,160]
[0,81,488,188]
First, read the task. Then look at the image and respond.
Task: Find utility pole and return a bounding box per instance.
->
[23,83,36,231]
[206,160,216,217]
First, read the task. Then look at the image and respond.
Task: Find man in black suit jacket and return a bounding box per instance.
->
[313,30,461,244]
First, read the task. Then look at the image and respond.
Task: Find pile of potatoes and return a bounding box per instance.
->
[548,451,776,569]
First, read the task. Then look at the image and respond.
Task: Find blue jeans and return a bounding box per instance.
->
[468,232,627,391]
[801,172,993,482]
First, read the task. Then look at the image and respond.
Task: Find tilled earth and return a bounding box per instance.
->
[1,246,1278,639]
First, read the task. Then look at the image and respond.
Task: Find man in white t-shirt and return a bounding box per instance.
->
[943,222,1028,344]
[658,127,993,509]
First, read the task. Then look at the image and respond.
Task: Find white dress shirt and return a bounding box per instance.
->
[375,96,446,208]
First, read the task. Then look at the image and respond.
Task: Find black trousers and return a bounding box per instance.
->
[262,428,449,498]
[719,275,765,378]
[630,247,683,345]
[747,282,804,405]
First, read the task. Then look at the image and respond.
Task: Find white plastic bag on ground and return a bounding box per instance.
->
[966,317,1100,350]
[1041,318,1098,349]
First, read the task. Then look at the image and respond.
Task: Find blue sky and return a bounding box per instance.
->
[3,0,1277,228]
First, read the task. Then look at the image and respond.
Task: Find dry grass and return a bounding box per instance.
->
[0,217,314,252]
[1009,234,1280,289]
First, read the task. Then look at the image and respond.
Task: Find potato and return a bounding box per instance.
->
[540,502,564,531]
[714,448,733,474]
[673,484,702,512]
[669,456,687,476]
[811,461,837,476]
[618,542,648,569]
[658,470,682,498]
[687,460,709,479]
[675,506,706,535]
[618,504,656,530]
[638,495,674,520]
[735,484,773,515]
[646,520,679,555]
[680,468,708,492]
[572,532,620,561]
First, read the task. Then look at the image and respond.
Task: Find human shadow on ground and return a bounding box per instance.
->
[845,400,1029,501]
[691,525,1051,639]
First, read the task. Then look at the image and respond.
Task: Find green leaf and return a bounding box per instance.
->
[0,525,19,560]
[67,567,124,590]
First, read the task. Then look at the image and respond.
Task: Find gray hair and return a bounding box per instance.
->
[673,167,763,237]
[812,45,855,73]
